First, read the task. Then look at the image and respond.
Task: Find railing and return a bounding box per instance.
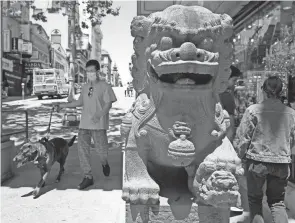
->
[1,110,29,140]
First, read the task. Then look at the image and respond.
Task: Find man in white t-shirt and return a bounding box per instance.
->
[56,60,117,190]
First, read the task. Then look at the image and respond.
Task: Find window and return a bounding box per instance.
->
[45,79,55,83]
[232,2,295,100]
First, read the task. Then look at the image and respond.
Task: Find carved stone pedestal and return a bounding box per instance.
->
[1,136,16,183]
[198,205,230,223]
[125,196,230,223]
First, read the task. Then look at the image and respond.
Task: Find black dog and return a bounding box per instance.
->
[13,135,76,198]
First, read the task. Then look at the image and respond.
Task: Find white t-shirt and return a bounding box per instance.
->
[79,81,117,130]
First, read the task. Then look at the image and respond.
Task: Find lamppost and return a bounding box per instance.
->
[67,0,77,103]
[0,0,2,99]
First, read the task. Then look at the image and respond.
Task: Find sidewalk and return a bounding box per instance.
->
[1,144,126,223]
[1,95,36,103]
[1,87,133,223]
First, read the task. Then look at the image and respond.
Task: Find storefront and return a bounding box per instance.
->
[232,1,295,102]
[2,31,32,96]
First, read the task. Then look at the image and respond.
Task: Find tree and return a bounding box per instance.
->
[3,0,120,101]
[263,25,295,96]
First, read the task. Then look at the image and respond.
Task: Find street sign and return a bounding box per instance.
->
[31,51,39,60]
[22,41,33,55]
[11,38,19,52]
[10,38,32,55]
[25,62,42,72]
[2,58,13,72]
[3,30,11,53]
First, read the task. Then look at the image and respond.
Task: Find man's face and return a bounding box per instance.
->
[86,65,98,74]
[86,65,99,81]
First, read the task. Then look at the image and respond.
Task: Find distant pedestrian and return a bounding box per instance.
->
[219,65,245,213]
[128,82,133,97]
[125,83,130,97]
[2,73,9,96]
[219,65,243,141]
[281,96,290,107]
[233,76,295,223]
[56,59,117,190]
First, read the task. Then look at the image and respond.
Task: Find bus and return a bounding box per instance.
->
[33,68,69,100]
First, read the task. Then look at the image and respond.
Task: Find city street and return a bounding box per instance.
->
[1,87,133,147]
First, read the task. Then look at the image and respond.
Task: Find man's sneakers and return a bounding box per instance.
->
[102,163,110,177]
[78,177,94,190]
[230,206,244,213]
[78,164,110,190]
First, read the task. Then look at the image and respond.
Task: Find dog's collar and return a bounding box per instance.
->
[34,140,53,160]
[39,139,54,148]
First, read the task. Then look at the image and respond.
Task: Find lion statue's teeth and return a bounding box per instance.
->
[176,78,195,85]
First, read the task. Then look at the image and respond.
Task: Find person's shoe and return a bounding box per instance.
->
[102,163,110,177]
[230,206,244,213]
[77,177,94,190]
[252,215,264,223]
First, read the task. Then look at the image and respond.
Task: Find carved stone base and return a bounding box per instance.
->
[1,139,16,183]
[125,197,230,223]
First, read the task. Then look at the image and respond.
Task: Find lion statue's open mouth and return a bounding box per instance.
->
[147,41,219,87]
[148,63,214,86]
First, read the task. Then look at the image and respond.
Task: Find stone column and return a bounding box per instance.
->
[1,132,16,183]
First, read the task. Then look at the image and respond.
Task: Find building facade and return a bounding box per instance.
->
[74,33,91,84]
[101,49,112,84]
[26,23,51,94]
[232,1,295,100]
[50,29,68,75]
[31,1,80,51]
[136,1,247,18]
[2,1,33,96]
[29,24,51,69]
[51,37,68,76]
[90,24,103,61]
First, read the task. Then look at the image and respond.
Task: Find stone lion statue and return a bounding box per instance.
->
[120,5,244,208]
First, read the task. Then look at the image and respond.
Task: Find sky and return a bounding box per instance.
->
[93,1,137,84]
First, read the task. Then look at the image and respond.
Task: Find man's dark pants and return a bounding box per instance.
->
[246,159,290,223]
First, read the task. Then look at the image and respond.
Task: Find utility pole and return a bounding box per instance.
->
[0,0,2,100]
[67,0,77,103]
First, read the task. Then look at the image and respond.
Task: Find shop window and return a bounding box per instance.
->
[232,2,295,102]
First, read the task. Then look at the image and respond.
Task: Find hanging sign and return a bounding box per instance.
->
[3,30,11,52]
[2,58,13,72]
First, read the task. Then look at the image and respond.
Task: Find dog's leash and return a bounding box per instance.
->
[46,106,54,135]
